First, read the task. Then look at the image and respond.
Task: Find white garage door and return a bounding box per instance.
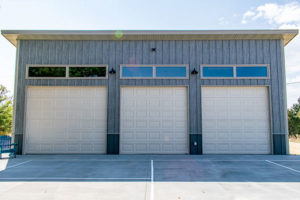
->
[202,87,271,154]
[25,86,107,154]
[120,87,188,154]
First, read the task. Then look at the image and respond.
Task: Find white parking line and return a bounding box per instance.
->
[5,160,32,169]
[265,160,300,173]
[150,160,154,200]
[21,159,300,162]
[0,177,151,180]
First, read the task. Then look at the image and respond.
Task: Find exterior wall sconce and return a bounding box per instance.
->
[109,68,116,74]
[191,68,198,74]
[151,48,157,52]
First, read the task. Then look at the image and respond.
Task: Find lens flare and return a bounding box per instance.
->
[114,30,123,39]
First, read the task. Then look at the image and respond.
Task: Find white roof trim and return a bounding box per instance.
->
[1,29,298,47]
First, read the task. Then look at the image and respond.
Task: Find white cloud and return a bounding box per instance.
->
[243,2,300,26]
[241,11,255,24]
[242,2,300,107]
[218,17,228,25]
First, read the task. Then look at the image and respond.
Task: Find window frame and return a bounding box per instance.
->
[26,65,108,79]
[200,64,270,79]
[120,64,189,79]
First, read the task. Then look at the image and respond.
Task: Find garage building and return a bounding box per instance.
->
[1,30,298,155]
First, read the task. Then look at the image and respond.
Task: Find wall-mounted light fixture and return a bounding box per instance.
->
[151,48,157,52]
[109,68,116,74]
[191,68,198,75]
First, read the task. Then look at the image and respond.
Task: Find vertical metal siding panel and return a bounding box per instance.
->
[55,41,63,64]
[169,41,176,63]
[256,40,264,64]
[108,41,116,135]
[82,41,89,64]
[36,41,43,64]
[279,40,289,154]
[222,40,229,64]
[136,41,143,64]
[115,41,122,135]
[216,40,223,64]
[209,40,216,64]
[275,40,284,136]
[196,41,203,138]
[189,41,196,70]
[162,41,170,64]
[196,41,203,75]
[202,41,209,64]
[15,41,28,137]
[28,40,36,65]
[189,40,197,134]
[249,40,256,64]
[175,41,183,64]
[250,79,257,85]
[96,41,103,64]
[255,40,264,87]
[48,41,56,64]
[42,41,49,64]
[156,41,163,64]
[182,41,189,65]
[89,41,96,64]
[69,41,76,65]
[62,41,69,64]
[242,40,250,64]
[75,41,83,64]
[236,40,243,64]
[102,41,109,67]
[142,41,150,64]
[129,40,136,64]
[122,41,130,65]
[223,79,230,85]
[149,41,156,64]
[229,40,237,64]
[257,79,266,85]
[243,79,250,85]
[266,40,280,137]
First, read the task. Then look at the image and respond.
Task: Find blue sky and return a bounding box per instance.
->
[0,0,300,107]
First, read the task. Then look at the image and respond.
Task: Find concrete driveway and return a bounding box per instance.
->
[1,155,300,200]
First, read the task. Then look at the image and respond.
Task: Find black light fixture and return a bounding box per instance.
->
[191,68,198,75]
[151,48,157,52]
[109,68,116,74]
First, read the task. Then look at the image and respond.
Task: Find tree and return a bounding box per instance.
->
[0,85,13,136]
[288,97,300,138]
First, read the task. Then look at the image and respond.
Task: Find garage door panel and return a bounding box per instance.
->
[25,87,107,154]
[120,87,188,154]
[202,87,270,154]
[149,120,160,128]
[149,131,160,140]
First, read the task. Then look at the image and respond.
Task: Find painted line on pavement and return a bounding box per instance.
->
[5,160,32,169]
[150,160,154,200]
[266,160,300,173]
[18,159,300,162]
[0,177,151,180]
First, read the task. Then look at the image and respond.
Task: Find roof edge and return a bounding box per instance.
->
[1,29,298,47]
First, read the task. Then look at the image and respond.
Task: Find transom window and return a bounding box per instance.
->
[26,65,108,79]
[120,65,188,79]
[28,67,66,78]
[201,65,269,79]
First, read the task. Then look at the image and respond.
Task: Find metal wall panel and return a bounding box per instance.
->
[14,39,287,154]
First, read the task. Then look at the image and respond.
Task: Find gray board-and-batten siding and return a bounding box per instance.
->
[14,39,288,154]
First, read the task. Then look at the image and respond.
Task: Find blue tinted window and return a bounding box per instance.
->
[156,67,186,77]
[122,67,153,77]
[236,66,268,77]
[202,67,234,77]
